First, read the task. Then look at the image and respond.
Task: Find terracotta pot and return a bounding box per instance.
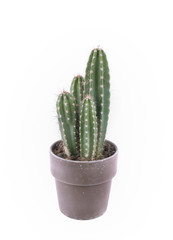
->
[50,140,118,220]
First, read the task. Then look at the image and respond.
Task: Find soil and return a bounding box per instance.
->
[53,140,116,161]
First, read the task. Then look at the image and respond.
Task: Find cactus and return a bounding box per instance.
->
[56,91,77,157]
[70,75,84,151]
[56,48,110,160]
[85,48,110,156]
[79,96,98,160]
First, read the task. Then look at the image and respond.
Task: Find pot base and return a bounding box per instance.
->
[55,180,112,220]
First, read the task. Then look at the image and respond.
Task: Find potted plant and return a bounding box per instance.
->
[50,48,118,220]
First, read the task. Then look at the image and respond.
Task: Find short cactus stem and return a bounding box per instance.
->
[80,96,98,160]
[70,75,84,112]
[56,91,77,157]
[85,48,110,156]
[70,75,84,152]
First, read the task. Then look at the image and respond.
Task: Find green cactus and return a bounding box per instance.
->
[56,91,78,157]
[70,75,84,151]
[56,48,110,160]
[85,48,110,157]
[79,96,98,160]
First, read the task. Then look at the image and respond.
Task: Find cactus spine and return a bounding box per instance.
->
[85,48,110,156]
[56,91,77,157]
[79,96,98,160]
[70,75,84,151]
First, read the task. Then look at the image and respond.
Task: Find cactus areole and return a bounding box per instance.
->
[50,48,118,220]
[56,48,113,161]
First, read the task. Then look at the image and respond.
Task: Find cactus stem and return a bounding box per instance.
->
[80,97,98,159]
[85,48,110,157]
[56,91,78,157]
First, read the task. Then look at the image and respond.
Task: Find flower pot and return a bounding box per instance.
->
[50,140,118,220]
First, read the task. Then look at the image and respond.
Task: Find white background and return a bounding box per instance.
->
[1,0,173,239]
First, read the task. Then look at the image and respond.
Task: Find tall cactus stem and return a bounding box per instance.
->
[56,91,77,157]
[85,48,110,156]
[80,96,98,160]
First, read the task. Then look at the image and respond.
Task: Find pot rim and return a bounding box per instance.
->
[49,139,118,164]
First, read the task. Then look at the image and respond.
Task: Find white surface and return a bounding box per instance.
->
[1,0,173,239]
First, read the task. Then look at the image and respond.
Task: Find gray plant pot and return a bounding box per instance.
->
[50,140,118,220]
